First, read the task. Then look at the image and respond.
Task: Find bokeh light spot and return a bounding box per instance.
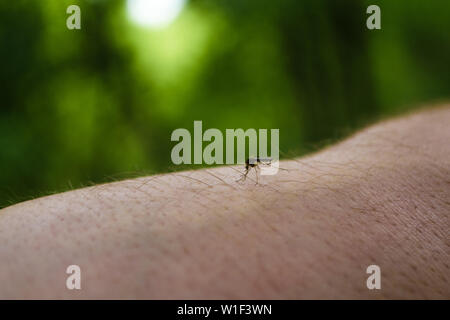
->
[127,0,186,29]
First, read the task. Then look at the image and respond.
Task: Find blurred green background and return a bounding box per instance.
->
[1,0,449,208]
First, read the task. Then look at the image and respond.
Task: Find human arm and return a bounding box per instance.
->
[0,105,449,299]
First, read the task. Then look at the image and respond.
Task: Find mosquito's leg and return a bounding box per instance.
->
[236,168,249,182]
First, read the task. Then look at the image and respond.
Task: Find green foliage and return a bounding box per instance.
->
[0,0,449,207]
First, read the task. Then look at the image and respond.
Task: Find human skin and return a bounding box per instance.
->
[0,105,449,299]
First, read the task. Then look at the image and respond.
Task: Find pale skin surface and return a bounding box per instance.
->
[0,105,449,299]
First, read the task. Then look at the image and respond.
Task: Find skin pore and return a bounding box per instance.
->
[0,105,448,299]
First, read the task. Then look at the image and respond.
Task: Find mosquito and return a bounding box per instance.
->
[236,157,273,184]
